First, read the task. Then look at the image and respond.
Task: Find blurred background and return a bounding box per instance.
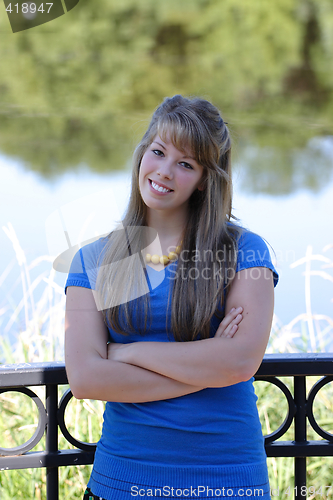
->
[0,0,332,357]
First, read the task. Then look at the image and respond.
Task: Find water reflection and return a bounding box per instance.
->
[0,1,332,191]
[235,136,333,194]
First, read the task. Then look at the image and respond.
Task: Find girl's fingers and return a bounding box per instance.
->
[225,324,238,338]
[233,313,243,325]
[219,307,241,328]
[214,307,243,338]
[222,316,242,337]
[219,307,243,329]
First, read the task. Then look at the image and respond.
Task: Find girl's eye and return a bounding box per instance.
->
[180,162,193,170]
[152,149,164,156]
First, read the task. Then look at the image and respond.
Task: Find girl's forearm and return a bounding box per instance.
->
[68,355,205,403]
[115,338,248,388]
[113,270,274,388]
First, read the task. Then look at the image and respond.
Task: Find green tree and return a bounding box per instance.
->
[0,0,332,191]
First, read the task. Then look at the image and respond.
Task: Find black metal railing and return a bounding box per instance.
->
[0,353,333,500]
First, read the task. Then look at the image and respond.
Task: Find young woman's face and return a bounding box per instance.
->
[139,134,205,216]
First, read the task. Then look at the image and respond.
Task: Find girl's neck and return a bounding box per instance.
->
[146,208,187,242]
[145,209,186,257]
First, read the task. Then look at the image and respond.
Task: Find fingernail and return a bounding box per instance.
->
[237,307,243,312]
[230,308,235,312]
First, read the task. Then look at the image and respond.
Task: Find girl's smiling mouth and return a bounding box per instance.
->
[149,179,174,194]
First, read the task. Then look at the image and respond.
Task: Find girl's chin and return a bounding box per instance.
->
[142,189,172,207]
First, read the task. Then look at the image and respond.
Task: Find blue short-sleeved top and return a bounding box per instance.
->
[65,226,278,340]
[65,226,278,499]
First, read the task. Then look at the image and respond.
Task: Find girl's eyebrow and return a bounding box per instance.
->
[152,141,166,150]
[152,141,196,162]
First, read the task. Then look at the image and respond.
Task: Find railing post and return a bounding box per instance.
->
[294,376,307,500]
[46,384,59,500]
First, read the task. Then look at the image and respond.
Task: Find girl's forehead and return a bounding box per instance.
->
[153,127,196,158]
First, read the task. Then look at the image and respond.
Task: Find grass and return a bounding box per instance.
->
[268,243,333,354]
[0,224,332,499]
[0,223,65,364]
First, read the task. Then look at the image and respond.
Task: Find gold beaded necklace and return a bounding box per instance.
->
[145,243,182,266]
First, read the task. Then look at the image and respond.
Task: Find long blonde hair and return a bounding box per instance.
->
[96,95,239,341]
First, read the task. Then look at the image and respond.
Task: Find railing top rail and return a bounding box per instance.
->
[0,354,333,388]
[256,352,333,377]
[0,361,68,388]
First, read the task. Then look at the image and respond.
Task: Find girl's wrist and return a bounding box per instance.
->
[120,343,132,363]
[108,342,133,364]
[125,341,139,365]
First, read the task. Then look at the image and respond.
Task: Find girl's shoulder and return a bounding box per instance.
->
[65,236,109,293]
[227,223,279,287]
[69,236,108,272]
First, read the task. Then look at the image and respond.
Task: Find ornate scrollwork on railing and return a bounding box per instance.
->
[0,387,47,456]
[307,375,333,441]
[57,388,97,452]
[254,376,296,443]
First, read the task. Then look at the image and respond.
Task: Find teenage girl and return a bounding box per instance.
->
[65,95,278,500]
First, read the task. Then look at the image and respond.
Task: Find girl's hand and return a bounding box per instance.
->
[214,307,243,339]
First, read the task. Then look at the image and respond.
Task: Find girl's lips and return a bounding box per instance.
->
[148,179,173,194]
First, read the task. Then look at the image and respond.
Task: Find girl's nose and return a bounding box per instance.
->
[157,161,173,179]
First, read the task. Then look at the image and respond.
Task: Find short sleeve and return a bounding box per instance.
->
[64,237,107,294]
[236,229,279,287]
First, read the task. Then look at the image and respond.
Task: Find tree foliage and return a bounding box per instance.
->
[0,0,332,191]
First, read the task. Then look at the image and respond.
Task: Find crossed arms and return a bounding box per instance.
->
[65,267,274,403]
